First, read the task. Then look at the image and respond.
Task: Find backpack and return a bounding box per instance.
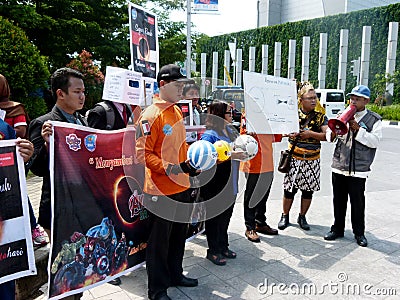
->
[86,101,133,130]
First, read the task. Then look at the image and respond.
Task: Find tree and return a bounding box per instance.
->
[67,50,105,109]
[0,0,191,71]
[0,16,50,118]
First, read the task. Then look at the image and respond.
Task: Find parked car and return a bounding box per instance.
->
[315,89,346,119]
[208,86,244,124]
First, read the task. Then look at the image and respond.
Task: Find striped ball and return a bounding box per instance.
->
[187,140,218,171]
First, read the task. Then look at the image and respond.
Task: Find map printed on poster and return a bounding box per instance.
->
[129,2,158,80]
[102,66,144,106]
[243,71,299,134]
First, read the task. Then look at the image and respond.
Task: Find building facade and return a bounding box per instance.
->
[258,0,400,27]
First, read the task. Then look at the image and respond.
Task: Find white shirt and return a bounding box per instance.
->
[328,109,382,178]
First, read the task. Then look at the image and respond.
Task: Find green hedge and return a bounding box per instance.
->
[368,104,400,121]
[198,3,400,103]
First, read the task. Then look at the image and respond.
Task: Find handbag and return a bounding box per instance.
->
[278,141,298,173]
[278,111,316,173]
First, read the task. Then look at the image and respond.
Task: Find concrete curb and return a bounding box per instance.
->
[382,120,400,127]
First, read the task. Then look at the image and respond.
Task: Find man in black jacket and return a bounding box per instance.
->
[29,67,87,240]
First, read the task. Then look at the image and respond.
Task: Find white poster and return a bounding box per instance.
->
[243,71,299,134]
[102,66,143,105]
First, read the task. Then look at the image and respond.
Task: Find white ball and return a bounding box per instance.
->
[187,140,218,171]
[233,134,259,161]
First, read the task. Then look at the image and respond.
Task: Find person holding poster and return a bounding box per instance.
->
[0,119,34,300]
[240,113,280,243]
[277,82,328,231]
[29,68,88,239]
[135,64,198,300]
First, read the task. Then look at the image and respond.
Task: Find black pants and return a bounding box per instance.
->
[331,172,366,236]
[243,172,273,230]
[145,190,190,300]
[205,203,234,255]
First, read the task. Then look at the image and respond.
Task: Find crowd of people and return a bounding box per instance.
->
[0,65,382,300]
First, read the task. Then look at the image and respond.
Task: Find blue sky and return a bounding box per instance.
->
[171,0,258,36]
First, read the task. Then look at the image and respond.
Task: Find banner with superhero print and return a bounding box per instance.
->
[129,2,158,80]
[0,140,36,284]
[48,122,148,299]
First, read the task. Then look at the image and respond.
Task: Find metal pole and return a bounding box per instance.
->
[301,36,310,82]
[337,29,349,90]
[288,39,296,79]
[318,33,328,89]
[274,42,281,77]
[249,47,256,72]
[261,44,268,75]
[186,0,192,78]
[360,26,371,86]
[386,22,398,97]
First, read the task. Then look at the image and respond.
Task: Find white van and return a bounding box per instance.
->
[315,89,346,119]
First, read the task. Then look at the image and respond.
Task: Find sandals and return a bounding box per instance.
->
[206,252,226,266]
[222,249,237,259]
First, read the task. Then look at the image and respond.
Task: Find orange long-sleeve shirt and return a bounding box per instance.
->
[135,98,189,195]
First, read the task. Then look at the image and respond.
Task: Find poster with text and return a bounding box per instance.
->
[102,66,144,106]
[0,140,36,284]
[243,71,299,134]
[48,123,148,299]
[129,2,158,79]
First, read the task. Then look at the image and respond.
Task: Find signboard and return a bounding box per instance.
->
[243,71,299,134]
[102,66,143,105]
[193,0,219,11]
[129,2,158,80]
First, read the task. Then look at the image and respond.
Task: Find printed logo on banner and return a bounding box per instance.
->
[0,152,14,167]
[163,124,173,136]
[66,134,82,151]
[131,8,137,19]
[84,134,97,152]
[128,190,144,218]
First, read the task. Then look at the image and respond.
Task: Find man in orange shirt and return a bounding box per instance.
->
[135,64,198,300]
[240,114,281,242]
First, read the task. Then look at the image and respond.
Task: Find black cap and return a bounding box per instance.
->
[157,64,193,84]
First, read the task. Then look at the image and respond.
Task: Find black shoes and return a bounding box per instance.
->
[152,292,172,300]
[355,235,368,247]
[324,231,344,241]
[297,214,310,230]
[278,214,289,230]
[255,223,278,235]
[108,277,121,285]
[173,275,199,287]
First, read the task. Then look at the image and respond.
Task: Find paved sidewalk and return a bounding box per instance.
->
[30,129,400,299]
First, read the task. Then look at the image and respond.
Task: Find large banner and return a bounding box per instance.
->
[0,140,36,284]
[129,2,158,80]
[48,123,148,299]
